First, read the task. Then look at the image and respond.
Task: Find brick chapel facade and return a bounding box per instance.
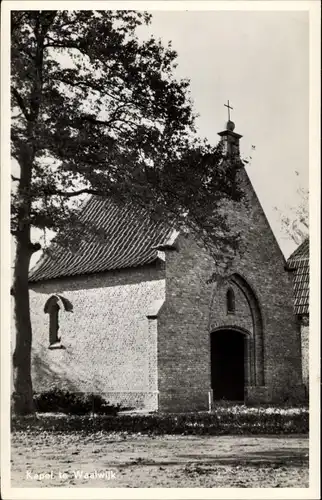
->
[25,121,306,412]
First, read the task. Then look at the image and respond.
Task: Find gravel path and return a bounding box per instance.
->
[11,432,309,488]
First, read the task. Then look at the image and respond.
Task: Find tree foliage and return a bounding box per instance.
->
[11,10,243,414]
[275,174,309,246]
[11,9,243,255]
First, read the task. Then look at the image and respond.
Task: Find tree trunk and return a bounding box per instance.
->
[11,14,49,415]
[12,235,34,415]
[12,124,36,415]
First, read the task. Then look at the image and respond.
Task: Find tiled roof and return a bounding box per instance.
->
[287,238,309,265]
[29,196,174,282]
[287,238,309,315]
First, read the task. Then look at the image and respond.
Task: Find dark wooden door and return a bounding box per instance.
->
[211,330,245,401]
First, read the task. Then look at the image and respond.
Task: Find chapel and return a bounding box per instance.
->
[27,120,306,412]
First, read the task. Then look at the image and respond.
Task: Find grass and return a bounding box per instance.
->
[11,405,309,435]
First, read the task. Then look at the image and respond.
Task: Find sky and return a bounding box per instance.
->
[136,10,309,257]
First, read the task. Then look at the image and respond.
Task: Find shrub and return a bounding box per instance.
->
[12,406,309,435]
[32,388,122,415]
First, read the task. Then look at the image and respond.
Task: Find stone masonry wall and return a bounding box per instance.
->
[25,264,165,410]
[157,166,304,411]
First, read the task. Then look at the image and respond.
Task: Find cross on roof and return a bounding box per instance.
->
[224,100,233,121]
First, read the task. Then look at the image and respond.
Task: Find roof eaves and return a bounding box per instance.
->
[29,257,162,284]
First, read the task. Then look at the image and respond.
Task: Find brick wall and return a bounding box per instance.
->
[24,264,165,410]
[209,283,253,334]
[157,167,304,411]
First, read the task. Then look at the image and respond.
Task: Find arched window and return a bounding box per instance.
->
[49,302,60,346]
[44,295,73,349]
[226,288,235,314]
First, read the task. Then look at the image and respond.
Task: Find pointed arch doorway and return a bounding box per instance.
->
[210,327,249,401]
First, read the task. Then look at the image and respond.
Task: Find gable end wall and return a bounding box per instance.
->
[157,167,305,411]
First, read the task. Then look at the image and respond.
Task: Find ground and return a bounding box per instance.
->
[11,432,309,488]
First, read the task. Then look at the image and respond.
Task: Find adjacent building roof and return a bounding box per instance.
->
[286,238,309,315]
[29,196,174,282]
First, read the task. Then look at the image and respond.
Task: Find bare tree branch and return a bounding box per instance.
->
[52,188,109,198]
[12,88,30,120]
[44,39,88,57]
[80,114,138,130]
[52,76,127,105]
